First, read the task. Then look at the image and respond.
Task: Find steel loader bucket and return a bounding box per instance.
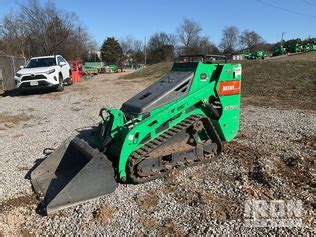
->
[30,137,117,214]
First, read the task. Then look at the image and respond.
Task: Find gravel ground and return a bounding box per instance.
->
[0,72,315,235]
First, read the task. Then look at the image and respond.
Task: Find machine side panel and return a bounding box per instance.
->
[213,64,242,141]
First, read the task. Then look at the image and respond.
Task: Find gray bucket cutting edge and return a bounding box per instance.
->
[30,137,117,214]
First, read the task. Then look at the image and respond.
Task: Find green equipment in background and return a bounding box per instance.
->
[255,50,266,59]
[81,62,122,74]
[83,63,99,75]
[288,43,303,53]
[84,62,106,74]
[30,55,242,214]
[244,51,255,60]
[244,50,266,60]
[272,44,287,56]
[304,43,316,52]
[107,64,118,73]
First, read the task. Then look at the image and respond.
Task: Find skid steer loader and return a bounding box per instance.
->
[30,55,242,214]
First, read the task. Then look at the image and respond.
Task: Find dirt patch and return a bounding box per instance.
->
[156,219,185,236]
[293,134,316,150]
[0,204,37,236]
[160,169,183,193]
[202,194,240,222]
[142,217,158,229]
[140,218,185,236]
[26,108,36,112]
[135,189,160,212]
[17,166,30,171]
[71,107,83,112]
[305,135,316,149]
[0,113,34,130]
[225,141,261,171]
[12,134,24,138]
[0,194,37,213]
[93,205,118,225]
[276,155,313,187]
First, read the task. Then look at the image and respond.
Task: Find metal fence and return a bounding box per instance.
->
[0,55,27,91]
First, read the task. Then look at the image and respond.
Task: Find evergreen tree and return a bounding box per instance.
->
[100,37,123,64]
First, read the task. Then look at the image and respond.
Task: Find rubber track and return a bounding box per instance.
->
[126,114,222,183]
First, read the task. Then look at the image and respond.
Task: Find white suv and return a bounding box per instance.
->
[15,55,73,92]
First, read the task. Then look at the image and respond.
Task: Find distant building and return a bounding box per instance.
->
[232,55,244,60]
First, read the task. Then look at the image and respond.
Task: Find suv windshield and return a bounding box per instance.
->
[25,58,56,68]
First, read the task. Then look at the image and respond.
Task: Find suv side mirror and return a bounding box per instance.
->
[19,66,24,69]
[59,62,66,66]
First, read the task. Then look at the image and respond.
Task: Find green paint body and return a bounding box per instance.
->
[95,61,242,181]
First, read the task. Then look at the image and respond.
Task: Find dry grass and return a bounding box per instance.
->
[241,60,316,110]
[119,62,173,81]
[268,51,316,61]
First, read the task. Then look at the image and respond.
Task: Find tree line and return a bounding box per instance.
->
[101,19,272,65]
[0,0,96,60]
[0,0,314,64]
[101,18,221,65]
[102,21,315,65]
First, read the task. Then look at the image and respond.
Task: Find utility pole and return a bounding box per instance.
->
[281,32,286,46]
[144,37,147,65]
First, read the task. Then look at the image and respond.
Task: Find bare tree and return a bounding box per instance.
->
[198,36,220,54]
[0,0,96,59]
[147,32,176,63]
[120,35,144,65]
[0,14,28,57]
[177,18,202,54]
[240,30,265,51]
[120,35,136,55]
[219,26,240,54]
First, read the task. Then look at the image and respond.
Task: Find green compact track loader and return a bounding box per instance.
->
[30,55,242,214]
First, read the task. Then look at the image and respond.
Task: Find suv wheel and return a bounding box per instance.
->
[56,74,64,91]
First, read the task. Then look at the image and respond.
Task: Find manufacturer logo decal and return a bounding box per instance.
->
[219,80,241,96]
[200,73,207,81]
